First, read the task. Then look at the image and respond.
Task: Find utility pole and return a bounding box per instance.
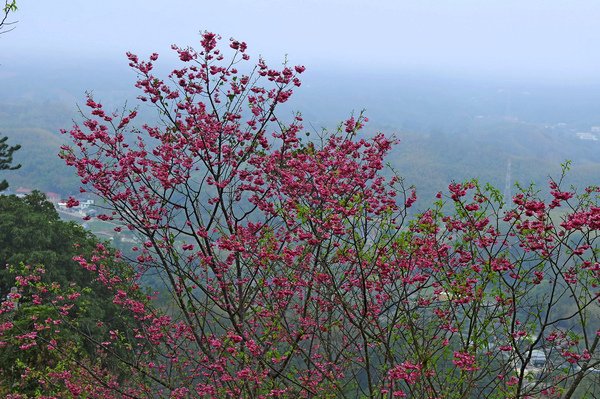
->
[504,158,512,204]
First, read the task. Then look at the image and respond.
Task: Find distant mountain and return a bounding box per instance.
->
[0,68,599,198]
[0,126,79,194]
[391,117,600,204]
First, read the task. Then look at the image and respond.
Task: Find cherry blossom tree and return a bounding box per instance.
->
[2,32,599,398]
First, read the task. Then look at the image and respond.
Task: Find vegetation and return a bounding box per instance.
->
[0,192,138,397]
[0,0,21,192]
[2,94,600,198]
[3,33,597,398]
[0,0,17,35]
[0,135,20,191]
[0,29,599,398]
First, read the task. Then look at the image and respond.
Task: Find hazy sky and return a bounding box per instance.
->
[4,1,600,80]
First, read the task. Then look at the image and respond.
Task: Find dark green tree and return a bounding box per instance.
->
[0,136,21,191]
[0,191,88,296]
[0,192,138,395]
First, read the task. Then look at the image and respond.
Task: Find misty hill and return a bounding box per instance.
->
[1,126,78,193]
[0,67,598,199]
[393,118,599,203]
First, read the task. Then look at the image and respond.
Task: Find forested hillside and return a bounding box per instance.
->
[0,72,600,199]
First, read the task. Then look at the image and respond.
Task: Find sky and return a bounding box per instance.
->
[4,0,600,81]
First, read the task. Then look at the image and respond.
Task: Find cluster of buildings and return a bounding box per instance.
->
[0,187,95,217]
[575,126,600,141]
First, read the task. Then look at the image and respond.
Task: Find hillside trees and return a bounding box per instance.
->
[1,32,598,398]
[0,193,139,397]
[0,136,20,191]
